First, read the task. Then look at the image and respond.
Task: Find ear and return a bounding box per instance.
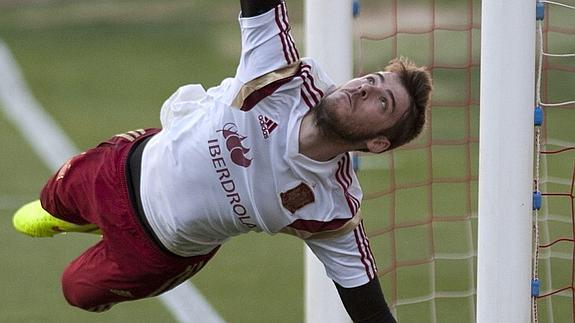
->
[366,136,391,154]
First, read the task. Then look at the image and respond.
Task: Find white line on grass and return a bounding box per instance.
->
[160,281,225,323]
[0,41,77,171]
[0,39,224,323]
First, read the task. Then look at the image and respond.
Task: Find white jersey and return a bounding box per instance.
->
[140,2,377,288]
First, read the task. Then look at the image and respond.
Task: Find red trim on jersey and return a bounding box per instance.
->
[336,154,360,216]
[301,64,324,97]
[341,154,361,211]
[298,65,324,110]
[359,221,378,274]
[240,59,325,113]
[353,226,374,280]
[288,217,351,233]
[274,3,299,64]
[279,2,299,62]
[241,76,295,111]
[300,67,320,100]
[274,5,291,63]
[301,73,320,106]
[300,89,314,109]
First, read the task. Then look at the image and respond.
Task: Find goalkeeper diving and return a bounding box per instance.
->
[13,0,432,321]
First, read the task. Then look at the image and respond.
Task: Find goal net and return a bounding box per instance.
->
[352,0,573,322]
[354,0,479,321]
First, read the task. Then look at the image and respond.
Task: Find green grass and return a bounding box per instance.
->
[0,1,304,322]
[1,0,574,322]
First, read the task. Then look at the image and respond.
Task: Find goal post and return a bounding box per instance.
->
[304,0,352,322]
[477,0,536,322]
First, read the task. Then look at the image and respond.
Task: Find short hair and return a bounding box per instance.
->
[380,57,432,151]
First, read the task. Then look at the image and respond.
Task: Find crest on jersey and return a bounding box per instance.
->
[218,122,252,168]
[280,183,315,214]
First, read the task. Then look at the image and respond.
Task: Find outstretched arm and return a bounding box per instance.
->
[304,229,397,322]
[235,0,299,83]
[335,277,397,323]
[240,0,283,17]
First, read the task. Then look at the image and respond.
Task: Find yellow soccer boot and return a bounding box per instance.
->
[13,200,101,237]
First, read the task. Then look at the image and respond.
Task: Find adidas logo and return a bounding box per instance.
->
[258,115,278,139]
[109,289,135,298]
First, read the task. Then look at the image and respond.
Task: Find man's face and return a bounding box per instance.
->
[314,71,411,145]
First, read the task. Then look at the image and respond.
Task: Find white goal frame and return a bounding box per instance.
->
[477,0,535,322]
[305,0,537,322]
[304,0,353,322]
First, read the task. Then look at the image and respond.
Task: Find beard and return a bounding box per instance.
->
[312,96,379,144]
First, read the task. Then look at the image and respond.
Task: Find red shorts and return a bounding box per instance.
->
[40,129,219,312]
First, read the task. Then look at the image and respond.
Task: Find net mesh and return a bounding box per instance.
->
[353,0,574,322]
[533,1,575,322]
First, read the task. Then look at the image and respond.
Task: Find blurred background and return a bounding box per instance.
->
[1,0,574,322]
[0,1,305,322]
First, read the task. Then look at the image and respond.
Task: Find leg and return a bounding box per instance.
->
[39,150,103,226]
[62,238,216,312]
[12,149,103,237]
[13,200,101,237]
[13,128,161,237]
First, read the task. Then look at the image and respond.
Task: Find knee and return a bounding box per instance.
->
[61,268,114,312]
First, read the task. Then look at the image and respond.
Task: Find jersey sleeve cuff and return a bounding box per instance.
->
[330,272,373,289]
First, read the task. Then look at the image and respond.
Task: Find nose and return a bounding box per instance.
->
[357,83,369,99]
